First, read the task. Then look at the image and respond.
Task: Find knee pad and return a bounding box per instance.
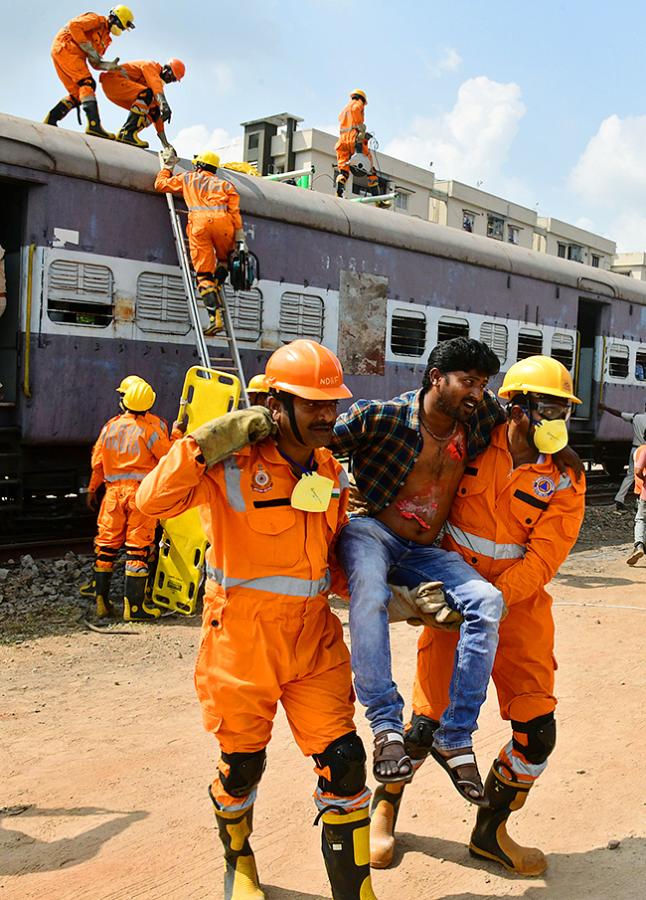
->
[219,749,266,798]
[404,713,439,760]
[136,87,154,105]
[77,76,97,91]
[512,713,556,765]
[313,731,366,797]
[95,546,119,573]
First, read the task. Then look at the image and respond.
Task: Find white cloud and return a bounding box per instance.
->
[212,62,234,94]
[385,76,526,195]
[570,114,646,250]
[173,125,244,163]
[428,47,462,78]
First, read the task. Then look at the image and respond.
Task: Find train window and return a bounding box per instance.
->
[636,348,646,381]
[391,309,426,357]
[223,285,263,342]
[608,344,629,379]
[551,332,575,370]
[437,315,469,343]
[136,272,190,334]
[480,322,508,362]
[47,258,113,327]
[279,291,324,343]
[517,328,543,360]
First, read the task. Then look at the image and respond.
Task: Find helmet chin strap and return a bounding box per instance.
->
[283,394,306,446]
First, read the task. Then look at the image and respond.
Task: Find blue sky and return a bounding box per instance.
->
[3,0,646,249]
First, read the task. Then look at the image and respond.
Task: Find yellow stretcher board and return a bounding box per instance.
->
[151,366,241,615]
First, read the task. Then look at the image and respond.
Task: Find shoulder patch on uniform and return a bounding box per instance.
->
[533,476,555,499]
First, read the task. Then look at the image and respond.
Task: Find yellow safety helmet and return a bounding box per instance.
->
[116,374,143,395]
[498,356,581,404]
[247,374,269,394]
[351,89,367,104]
[122,380,156,412]
[193,150,221,170]
[109,5,135,34]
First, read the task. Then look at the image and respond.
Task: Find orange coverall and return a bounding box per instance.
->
[89,411,172,575]
[51,13,112,103]
[136,436,367,813]
[413,423,585,782]
[335,99,378,188]
[154,169,242,299]
[100,60,165,133]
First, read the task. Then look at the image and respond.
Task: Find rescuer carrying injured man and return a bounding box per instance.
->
[154,150,246,336]
[87,378,173,622]
[335,89,380,199]
[100,57,185,149]
[44,6,135,139]
[369,355,586,877]
[135,340,378,900]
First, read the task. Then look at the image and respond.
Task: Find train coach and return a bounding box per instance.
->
[1,112,645,532]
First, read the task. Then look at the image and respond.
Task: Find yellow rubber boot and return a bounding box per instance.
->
[469,761,547,876]
[370,782,405,869]
[214,806,265,899]
[93,569,114,619]
[321,809,377,899]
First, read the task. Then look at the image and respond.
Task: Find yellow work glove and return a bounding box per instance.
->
[191,406,276,468]
[387,582,464,632]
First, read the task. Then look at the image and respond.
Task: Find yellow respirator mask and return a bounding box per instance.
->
[531,417,569,454]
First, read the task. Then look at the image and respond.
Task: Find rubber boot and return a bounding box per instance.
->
[321,809,377,899]
[117,111,149,148]
[201,290,224,335]
[82,98,115,140]
[370,783,405,869]
[335,175,347,198]
[44,97,77,126]
[93,569,114,619]
[123,572,161,621]
[469,760,547,876]
[214,805,265,899]
[79,579,95,598]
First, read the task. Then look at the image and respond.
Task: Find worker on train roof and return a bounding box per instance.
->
[100,58,185,150]
[335,89,379,199]
[44,6,136,140]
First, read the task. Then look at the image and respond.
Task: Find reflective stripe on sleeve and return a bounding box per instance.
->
[223,457,245,511]
[205,563,331,598]
[339,468,350,490]
[445,522,526,560]
[147,431,159,450]
[105,472,148,483]
[188,204,228,212]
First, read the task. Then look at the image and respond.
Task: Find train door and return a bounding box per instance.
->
[574,298,605,419]
[0,178,28,407]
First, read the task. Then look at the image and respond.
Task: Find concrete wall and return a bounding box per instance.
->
[534,217,616,269]
[430,180,536,250]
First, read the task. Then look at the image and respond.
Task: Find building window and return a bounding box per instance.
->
[557,243,567,258]
[480,322,508,363]
[223,285,263,342]
[279,291,324,342]
[507,225,520,245]
[591,255,600,268]
[248,132,260,150]
[395,192,409,211]
[437,315,469,343]
[47,258,113,327]
[635,347,646,381]
[390,309,426,357]
[517,328,543,360]
[487,214,504,240]
[567,244,584,263]
[551,332,575,371]
[608,344,629,379]
[462,211,476,233]
[136,272,190,335]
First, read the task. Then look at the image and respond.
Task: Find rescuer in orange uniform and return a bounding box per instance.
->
[335,89,379,198]
[154,150,245,335]
[369,356,586,877]
[136,340,378,900]
[87,379,172,622]
[246,373,269,407]
[100,58,185,149]
[44,6,135,139]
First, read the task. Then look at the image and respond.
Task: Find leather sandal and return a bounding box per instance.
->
[373,731,413,784]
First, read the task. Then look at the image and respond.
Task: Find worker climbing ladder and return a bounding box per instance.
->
[165,192,250,407]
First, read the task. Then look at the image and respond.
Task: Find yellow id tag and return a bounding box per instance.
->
[290,473,334,512]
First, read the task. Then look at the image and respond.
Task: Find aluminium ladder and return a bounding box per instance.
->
[165,192,250,407]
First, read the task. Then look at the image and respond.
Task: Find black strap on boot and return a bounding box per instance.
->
[320,809,376,899]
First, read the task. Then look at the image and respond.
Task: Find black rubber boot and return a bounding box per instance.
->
[321,809,377,899]
[213,801,264,899]
[469,759,547,876]
[123,573,160,621]
[44,97,78,126]
[369,783,404,869]
[117,111,149,148]
[93,569,114,619]
[335,175,346,198]
[82,99,115,139]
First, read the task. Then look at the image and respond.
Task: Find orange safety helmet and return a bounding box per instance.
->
[265,340,352,401]
[167,58,186,81]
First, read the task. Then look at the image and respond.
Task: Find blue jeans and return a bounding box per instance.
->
[337,516,504,749]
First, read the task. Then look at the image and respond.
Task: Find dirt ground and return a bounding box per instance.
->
[2,512,645,900]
